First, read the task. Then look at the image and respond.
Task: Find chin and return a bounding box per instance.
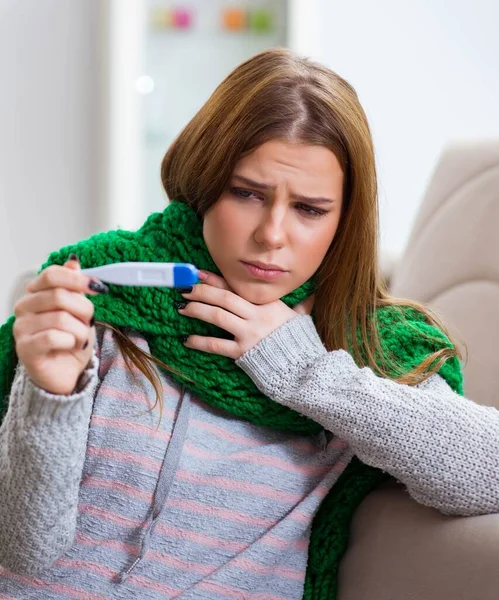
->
[229,279,293,305]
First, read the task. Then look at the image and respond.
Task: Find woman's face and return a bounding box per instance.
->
[203,140,344,304]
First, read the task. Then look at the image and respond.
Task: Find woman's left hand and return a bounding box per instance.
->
[178,270,314,360]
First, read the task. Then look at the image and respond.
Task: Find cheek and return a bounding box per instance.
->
[203,201,247,261]
[294,221,339,273]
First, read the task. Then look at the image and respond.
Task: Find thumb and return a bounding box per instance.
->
[293,295,315,316]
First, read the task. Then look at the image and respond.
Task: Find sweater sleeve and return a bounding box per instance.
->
[0,353,99,575]
[236,315,499,517]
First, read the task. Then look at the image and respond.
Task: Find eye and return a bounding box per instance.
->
[296,203,329,218]
[230,187,262,200]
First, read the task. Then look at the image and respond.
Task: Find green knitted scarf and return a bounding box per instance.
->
[0,200,462,599]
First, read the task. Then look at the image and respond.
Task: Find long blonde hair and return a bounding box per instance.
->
[107,48,460,413]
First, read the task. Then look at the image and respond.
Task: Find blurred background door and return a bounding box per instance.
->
[108,0,290,231]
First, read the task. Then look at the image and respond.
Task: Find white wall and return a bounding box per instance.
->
[0,0,106,320]
[1,0,498,321]
[314,0,499,257]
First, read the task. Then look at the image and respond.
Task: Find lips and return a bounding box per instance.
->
[243,261,287,272]
[240,261,288,282]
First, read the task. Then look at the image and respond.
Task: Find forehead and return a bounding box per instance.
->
[233,140,343,194]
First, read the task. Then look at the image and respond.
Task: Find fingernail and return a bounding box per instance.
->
[90,315,95,327]
[180,335,189,344]
[88,280,109,294]
[175,301,189,310]
[82,340,89,350]
[69,253,80,264]
[177,286,193,294]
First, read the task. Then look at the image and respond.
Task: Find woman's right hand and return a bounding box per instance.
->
[13,256,108,396]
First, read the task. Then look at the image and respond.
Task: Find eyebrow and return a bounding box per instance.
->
[232,174,336,205]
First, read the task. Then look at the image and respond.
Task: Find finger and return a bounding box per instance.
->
[17,329,78,356]
[14,310,90,349]
[293,295,315,316]
[183,335,240,360]
[181,283,253,319]
[178,301,245,337]
[65,255,81,272]
[26,263,101,296]
[15,288,95,325]
[197,270,232,291]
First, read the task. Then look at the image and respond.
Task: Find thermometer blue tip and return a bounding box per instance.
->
[173,264,199,287]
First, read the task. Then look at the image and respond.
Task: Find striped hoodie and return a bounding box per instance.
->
[1,315,498,599]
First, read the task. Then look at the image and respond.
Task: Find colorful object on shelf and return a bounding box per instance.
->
[171,6,193,29]
[222,7,247,31]
[249,8,274,33]
[149,7,173,30]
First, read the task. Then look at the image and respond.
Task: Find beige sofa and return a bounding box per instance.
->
[338,140,499,600]
[7,142,499,599]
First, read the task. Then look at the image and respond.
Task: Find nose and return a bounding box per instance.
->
[253,205,288,250]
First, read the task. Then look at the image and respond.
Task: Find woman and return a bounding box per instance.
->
[0,48,497,600]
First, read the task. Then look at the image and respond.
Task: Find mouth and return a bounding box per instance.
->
[240,261,288,282]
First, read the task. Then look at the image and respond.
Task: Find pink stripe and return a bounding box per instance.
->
[191,396,317,452]
[167,497,275,528]
[56,558,182,596]
[197,580,290,600]
[96,384,154,406]
[73,533,302,587]
[80,497,275,531]
[79,488,302,553]
[289,510,311,524]
[332,460,348,474]
[76,531,218,576]
[98,338,150,376]
[0,567,110,600]
[177,471,306,504]
[80,484,272,529]
[97,355,321,455]
[91,414,171,442]
[93,403,327,476]
[55,558,115,579]
[184,442,331,476]
[145,550,213,576]
[87,445,161,472]
[81,477,315,530]
[192,412,320,454]
[89,415,344,480]
[261,533,308,551]
[98,329,348,457]
[79,503,143,528]
[76,530,297,585]
[82,475,153,502]
[96,378,181,407]
[127,573,183,596]
[231,556,303,581]
[157,523,247,553]
[99,351,180,396]
[191,417,264,447]
[99,361,317,455]
[85,446,328,506]
[79,508,246,554]
[76,531,138,555]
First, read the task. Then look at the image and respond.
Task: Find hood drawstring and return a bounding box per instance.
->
[117,387,191,583]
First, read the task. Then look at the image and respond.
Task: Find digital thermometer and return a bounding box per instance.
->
[81,262,199,288]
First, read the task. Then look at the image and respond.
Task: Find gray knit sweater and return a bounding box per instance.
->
[0,315,498,599]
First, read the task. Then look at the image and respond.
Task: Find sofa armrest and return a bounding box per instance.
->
[338,482,499,600]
